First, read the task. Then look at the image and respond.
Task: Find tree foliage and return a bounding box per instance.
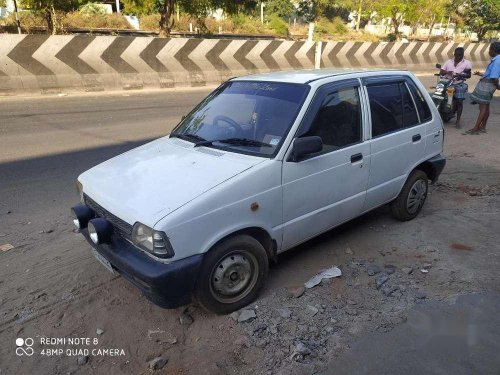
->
[448,0,500,40]
[266,0,294,19]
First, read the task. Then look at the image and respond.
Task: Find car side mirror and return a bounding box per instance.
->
[290,136,323,162]
[435,63,441,69]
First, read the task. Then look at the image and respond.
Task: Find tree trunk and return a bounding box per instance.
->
[355,0,362,31]
[392,17,400,39]
[45,6,54,34]
[159,0,175,37]
[477,27,487,42]
[427,14,436,42]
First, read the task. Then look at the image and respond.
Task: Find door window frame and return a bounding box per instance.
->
[363,75,431,140]
[285,78,366,161]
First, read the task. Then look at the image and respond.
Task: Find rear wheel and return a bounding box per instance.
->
[391,170,428,221]
[195,235,268,314]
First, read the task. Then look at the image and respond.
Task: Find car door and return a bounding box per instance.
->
[281,79,370,250]
[362,77,427,212]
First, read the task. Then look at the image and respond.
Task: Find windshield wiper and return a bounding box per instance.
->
[194,138,272,148]
[169,132,207,143]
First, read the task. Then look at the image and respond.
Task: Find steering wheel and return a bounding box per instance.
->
[212,115,243,133]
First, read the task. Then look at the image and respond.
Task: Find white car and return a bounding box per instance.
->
[72,69,446,313]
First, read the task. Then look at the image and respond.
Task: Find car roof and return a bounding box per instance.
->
[232,68,409,84]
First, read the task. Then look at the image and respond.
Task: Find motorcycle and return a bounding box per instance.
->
[431,63,468,123]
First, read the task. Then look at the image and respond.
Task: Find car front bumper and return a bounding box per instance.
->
[81,229,203,309]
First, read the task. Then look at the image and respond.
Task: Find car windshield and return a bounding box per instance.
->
[171,81,309,156]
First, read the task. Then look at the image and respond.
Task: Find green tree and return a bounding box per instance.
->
[266,0,294,19]
[449,0,500,41]
[370,0,409,39]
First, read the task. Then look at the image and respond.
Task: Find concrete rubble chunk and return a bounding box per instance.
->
[0,244,15,252]
[148,356,168,370]
[376,274,389,289]
[238,309,256,323]
[286,286,305,298]
[367,264,382,276]
[277,308,292,319]
[77,355,89,365]
[305,266,342,289]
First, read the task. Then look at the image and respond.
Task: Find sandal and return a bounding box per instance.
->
[462,129,479,135]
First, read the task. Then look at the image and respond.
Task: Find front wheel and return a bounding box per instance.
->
[195,235,268,314]
[391,170,429,221]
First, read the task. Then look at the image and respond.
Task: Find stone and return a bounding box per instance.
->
[230,312,239,322]
[420,269,429,274]
[148,356,168,370]
[367,264,381,276]
[77,356,89,365]
[0,243,15,252]
[238,309,256,323]
[381,284,398,297]
[345,247,354,255]
[96,328,104,335]
[255,338,268,348]
[353,258,366,267]
[422,263,433,269]
[290,342,311,361]
[402,267,413,275]
[286,286,305,298]
[306,305,319,316]
[375,274,389,289]
[384,264,396,274]
[179,312,194,326]
[278,308,292,319]
[415,290,427,299]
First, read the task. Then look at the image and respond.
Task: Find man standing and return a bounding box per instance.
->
[440,47,472,128]
[464,42,500,135]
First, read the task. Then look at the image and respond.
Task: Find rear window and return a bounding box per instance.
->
[407,80,432,122]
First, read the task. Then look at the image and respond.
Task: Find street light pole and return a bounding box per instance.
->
[260,2,264,24]
[115,0,121,13]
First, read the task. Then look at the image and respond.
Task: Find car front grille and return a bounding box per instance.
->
[83,194,133,241]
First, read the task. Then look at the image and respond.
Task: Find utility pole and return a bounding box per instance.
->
[13,0,21,34]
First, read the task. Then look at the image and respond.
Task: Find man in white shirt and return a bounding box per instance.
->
[440,47,472,128]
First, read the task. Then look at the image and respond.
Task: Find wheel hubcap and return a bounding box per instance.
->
[407,179,427,214]
[210,251,258,304]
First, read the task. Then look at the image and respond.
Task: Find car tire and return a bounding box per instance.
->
[194,235,269,314]
[391,169,429,221]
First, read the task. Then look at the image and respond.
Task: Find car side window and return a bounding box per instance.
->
[406,80,432,122]
[302,86,362,153]
[400,82,419,128]
[367,83,403,137]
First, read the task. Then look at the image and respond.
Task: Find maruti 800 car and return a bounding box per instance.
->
[72,69,445,313]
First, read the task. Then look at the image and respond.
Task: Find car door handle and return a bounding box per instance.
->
[412,134,421,142]
[351,153,363,163]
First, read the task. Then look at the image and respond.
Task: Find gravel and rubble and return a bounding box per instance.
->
[225,250,451,373]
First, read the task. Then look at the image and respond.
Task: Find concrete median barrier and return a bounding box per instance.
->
[0,34,491,95]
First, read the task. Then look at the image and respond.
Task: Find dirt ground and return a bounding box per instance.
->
[0,83,499,375]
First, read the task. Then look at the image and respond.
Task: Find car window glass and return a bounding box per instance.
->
[407,80,432,122]
[367,83,402,137]
[302,86,362,153]
[174,81,309,156]
[400,83,419,127]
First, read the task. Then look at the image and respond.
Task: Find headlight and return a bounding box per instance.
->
[76,180,83,203]
[132,223,175,259]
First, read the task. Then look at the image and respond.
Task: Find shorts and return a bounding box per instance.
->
[451,82,468,100]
